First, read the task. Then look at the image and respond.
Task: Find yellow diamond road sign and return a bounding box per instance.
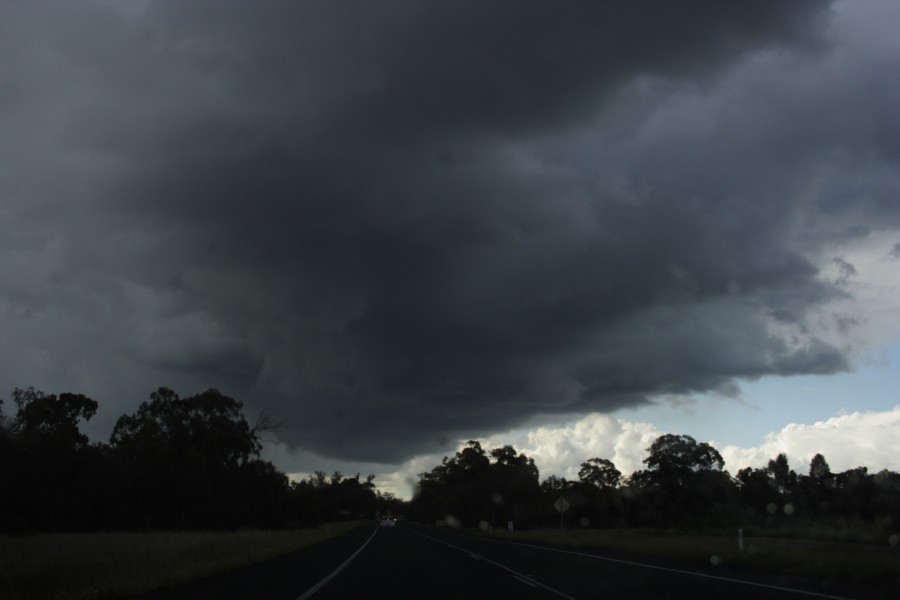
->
[553,496,570,513]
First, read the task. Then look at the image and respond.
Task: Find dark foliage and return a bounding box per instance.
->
[410,441,543,529]
[0,387,381,533]
[3,386,899,536]
[410,434,900,536]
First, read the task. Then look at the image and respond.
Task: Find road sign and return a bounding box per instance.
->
[553,496,570,513]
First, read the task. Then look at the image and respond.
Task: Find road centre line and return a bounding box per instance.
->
[459,533,855,600]
[295,525,378,600]
[408,528,579,600]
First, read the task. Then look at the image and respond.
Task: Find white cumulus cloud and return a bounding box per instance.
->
[719,407,900,476]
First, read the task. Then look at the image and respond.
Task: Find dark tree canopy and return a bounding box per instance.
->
[809,453,833,482]
[4,385,900,536]
[1,388,99,531]
[767,452,796,494]
[110,387,261,468]
[643,434,724,486]
[413,442,542,528]
[0,385,388,532]
[12,387,97,446]
[578,457,621,489]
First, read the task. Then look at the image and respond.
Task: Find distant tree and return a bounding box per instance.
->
[829,466,874,521]
[12,388,97,445]
[411,442,544,528]
[735,466,781,523]
[801,453,835,519]
[642,434,724,488]
[375,489,406,519]
[451,441,492,526]
[563,459,623,529]
[110,387,261,468]
[872,470,900,520]
[834,466,867,489]
[809,453,832,482]
[457,440,491,473]
[540,474,569,495]
[635,434,733,526]
[578,458,621,489]
[0,398,17,532]
[487,445,541,526]
[766,453,796,495]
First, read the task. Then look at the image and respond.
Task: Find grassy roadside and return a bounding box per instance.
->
[0,522,364,600]
[475,527,900,587]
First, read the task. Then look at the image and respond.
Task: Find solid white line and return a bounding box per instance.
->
[462,534,856,600]
[408,528,579,600]
[514,575,537,588]
[295,525,378,600]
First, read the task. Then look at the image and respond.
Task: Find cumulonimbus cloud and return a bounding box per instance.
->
[1,1,899,464]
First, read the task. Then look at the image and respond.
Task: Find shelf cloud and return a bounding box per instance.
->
[1,1,898,464]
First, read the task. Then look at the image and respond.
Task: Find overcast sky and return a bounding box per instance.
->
[2,1,899,491]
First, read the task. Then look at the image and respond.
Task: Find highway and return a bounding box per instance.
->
[143,522,890,600]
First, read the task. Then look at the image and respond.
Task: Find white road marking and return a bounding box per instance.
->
[461,533,857,600]
[408,528,579,600]
[295,525,378,600]
[514,575,537,588]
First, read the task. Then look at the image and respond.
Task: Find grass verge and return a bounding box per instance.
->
[476,527,900,587]
[0,522,363,600]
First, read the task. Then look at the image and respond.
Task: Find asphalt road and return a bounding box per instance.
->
[143,522,895,600]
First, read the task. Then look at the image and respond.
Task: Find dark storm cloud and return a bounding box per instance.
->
[2,1,898,463]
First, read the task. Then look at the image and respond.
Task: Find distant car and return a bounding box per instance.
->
[379,516,396,527]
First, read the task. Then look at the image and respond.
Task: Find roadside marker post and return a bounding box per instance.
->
[553,496,570,529]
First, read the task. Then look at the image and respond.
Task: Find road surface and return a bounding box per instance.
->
[143,522,893,600]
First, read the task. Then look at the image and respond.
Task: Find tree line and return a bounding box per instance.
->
[409,434,900,533]
[5,387,898,536]
[0,387,391,533]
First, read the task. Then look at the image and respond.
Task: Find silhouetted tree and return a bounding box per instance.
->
[411,442,542,528]
[578,458,621,489]
[632,434,733,526]
[540,474,569,495]
[830,466,874,523]
[0,385,400,532]
[642,434,724,486]
[288,471,378,525]
[486,445,542,526]
[108,387,273,529]
[12,388,97,445]
[5,388,99,531]
[766,452,797,496]
[736,466,780,523]
[801,453,835,519]
[0,399,18,532]
[809,453,833,483]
